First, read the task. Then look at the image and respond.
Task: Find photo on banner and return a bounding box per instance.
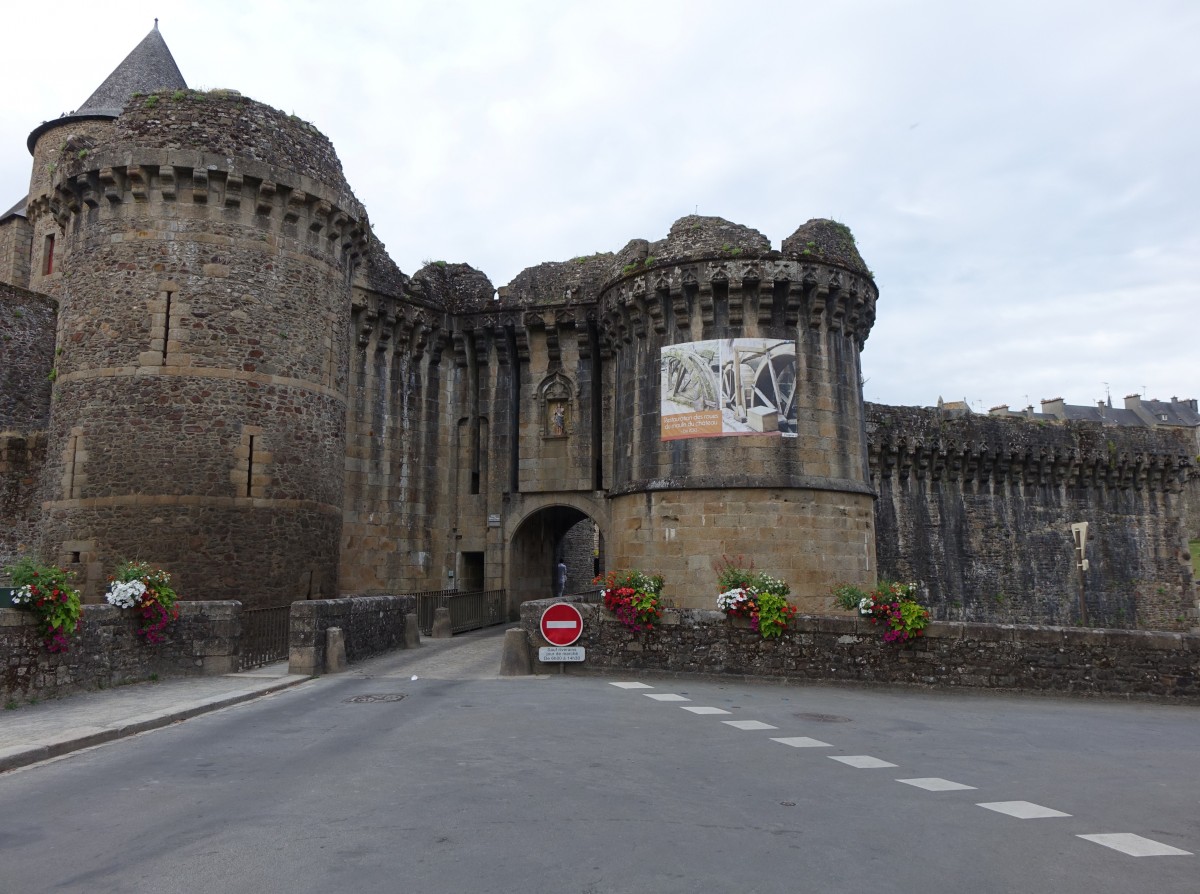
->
[660,338,798,440]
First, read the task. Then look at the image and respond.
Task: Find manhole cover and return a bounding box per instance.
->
[344,693,407,703]
[794,712,851,723]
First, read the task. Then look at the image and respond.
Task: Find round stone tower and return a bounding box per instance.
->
[597,216,878,610]
[26,37,367,603]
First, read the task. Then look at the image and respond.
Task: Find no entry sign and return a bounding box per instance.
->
[539,602,584,646]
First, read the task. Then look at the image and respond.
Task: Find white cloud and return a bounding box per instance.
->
[2,0,1196,409]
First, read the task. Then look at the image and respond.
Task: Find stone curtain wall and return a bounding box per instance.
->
[560,518,598,593]
[1,601,239,705]
[520,598,1200,701]
[0,284,55,577]
[288,594,416,674]
[0,214,33,290]
[0,434,47,579]
[868,405,1196,630]
[0,282,56,431]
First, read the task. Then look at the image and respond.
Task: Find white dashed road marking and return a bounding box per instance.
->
[770,737,831,748]
[1077,834,1192,857]
[722,720,778,730]
[977,801,1071,819]
[611,681,1193,858]
[897,778,977,792]
[829,755,897,769]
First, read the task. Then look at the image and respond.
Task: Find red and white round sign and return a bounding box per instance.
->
[539,602,584,646]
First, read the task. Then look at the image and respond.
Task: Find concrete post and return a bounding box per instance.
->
[431,607,452,639]
[499,628,532,676]
[325,627,347,672]
[404,611,421,648]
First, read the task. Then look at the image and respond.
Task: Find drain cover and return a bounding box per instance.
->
[794,712,851,723]
[344,693,407,703]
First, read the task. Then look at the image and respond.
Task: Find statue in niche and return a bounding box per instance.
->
[540,374,572,439]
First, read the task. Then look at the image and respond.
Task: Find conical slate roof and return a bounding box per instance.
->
[77,22,187,117]
[27,22,187,153]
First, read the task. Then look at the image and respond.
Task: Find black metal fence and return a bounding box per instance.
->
[240,605,290,670]
[415,589,507,636]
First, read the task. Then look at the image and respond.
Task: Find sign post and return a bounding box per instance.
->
[538,602,585,667]
[1071,522,1089,626]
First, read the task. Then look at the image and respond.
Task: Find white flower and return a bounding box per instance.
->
[105,579,147,609]
[11,585,33,606]
[857,596,873,615]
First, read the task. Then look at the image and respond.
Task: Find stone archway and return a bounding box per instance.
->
[506,504,606,618]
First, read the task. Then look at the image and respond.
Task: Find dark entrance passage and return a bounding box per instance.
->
[508,506,605,618]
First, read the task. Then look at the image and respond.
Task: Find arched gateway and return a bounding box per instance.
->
[505,501,607,618]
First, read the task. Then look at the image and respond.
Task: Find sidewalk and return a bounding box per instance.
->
[0,663,311,773]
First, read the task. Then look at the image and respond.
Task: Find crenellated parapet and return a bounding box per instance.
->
[592,216,877,349]
[26,93,371,278]
[597,256,877,348]
[36,156,369,269]
[866,403,1195,493]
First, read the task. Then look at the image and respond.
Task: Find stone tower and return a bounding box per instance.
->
[595,216,879,609]
[24,26,367,602]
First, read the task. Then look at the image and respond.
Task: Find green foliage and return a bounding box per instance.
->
[106,561,180,643]
[715,554,757,591]
[144,94,159,108]
[832,579,930,644]
[829,220,855,244]
[47,368,57,382]
[831,582,867,611]
[171,90,186,101]
[597,568,664,632]
[5,558,83,652]
[715,556,795,638]
[77,149,89,160]
[754,591,796,639]
[1189,540,1199,577]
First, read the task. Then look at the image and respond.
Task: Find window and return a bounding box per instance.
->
[42,234,55,275]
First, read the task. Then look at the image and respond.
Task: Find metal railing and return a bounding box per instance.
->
[415,589,507,636]
[240,605,290,670]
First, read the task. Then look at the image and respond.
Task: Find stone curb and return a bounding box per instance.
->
[0,674,312,774]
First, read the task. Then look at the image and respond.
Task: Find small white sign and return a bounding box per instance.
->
[539,646,585,662]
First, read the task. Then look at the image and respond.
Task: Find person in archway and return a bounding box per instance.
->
[555,559,568,598]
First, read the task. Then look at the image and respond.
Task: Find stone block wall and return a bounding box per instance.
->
[1,601,240,705]
[288,593,416,674]
[609,487,876,612]
[520,597,1200,701]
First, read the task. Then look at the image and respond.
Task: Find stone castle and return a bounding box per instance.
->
[2,26,1196,628]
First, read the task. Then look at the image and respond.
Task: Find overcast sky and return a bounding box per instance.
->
[2,1,1196,410]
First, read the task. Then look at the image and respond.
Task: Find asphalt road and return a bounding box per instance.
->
[1,627,1196,894]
